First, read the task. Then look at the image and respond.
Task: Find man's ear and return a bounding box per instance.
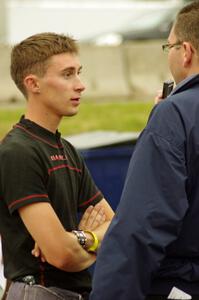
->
[23,74,41,94]
[183,42,194,68]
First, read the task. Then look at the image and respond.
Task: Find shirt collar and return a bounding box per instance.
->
[15,116,63,149]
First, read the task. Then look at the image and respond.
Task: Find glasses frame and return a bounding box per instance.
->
[162,41,183,53]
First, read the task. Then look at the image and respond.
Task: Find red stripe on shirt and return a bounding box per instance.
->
[15,124,62,149]
[48,164,82,175]
[8,194,48,209]
[79,191,101,207]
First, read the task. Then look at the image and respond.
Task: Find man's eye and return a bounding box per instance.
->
[64,72,72,77]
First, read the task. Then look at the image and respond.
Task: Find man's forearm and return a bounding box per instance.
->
[46,231,97,272]
[30,202,113,272]
[55,222,112,271]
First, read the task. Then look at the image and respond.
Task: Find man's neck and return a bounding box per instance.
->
[25,110,61,134]
[24,96,62,133]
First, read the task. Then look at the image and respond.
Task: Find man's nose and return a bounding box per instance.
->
[75,77,86,92]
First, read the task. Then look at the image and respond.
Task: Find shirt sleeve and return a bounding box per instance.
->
[0,142,50,214]
[90,101,189,300]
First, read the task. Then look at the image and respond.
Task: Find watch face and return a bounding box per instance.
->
[72,230,87,248]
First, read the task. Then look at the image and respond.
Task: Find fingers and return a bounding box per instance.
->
[87,204,105,229]
[86,204,104,229]
[154,89,164,104]
[78,205,94,230]
[31,243,40,258]
[31,242,46,262]
[40,255,46,263]
[79,203,106,231]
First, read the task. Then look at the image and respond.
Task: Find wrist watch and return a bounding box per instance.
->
[72,230,87,248]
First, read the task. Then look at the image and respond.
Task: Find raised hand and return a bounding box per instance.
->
[154,89,164,104]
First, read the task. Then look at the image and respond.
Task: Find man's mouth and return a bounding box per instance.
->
[71,97,80,106]
[71,98,80,101]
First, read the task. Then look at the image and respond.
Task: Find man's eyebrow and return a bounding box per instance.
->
[62,65,83,72]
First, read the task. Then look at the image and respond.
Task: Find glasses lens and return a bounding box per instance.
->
[162,44,168,52]
[162,42,182,52]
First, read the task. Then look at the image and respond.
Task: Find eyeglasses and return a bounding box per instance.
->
[162,42,182,53]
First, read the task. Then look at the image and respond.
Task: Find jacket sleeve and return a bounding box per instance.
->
[90,102,189,300]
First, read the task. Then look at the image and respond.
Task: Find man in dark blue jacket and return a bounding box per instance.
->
[90,1,199,299]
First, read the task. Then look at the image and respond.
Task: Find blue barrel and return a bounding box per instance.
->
[81,143,135,210]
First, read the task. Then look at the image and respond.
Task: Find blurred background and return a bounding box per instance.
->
[0,0,193,103]
[0,0,194,209]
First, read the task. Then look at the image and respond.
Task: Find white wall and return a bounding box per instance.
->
[0,41,171,102]
[0,0,7,43]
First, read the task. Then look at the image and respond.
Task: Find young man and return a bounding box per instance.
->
[0,32,114,300]
[90,2,199,300]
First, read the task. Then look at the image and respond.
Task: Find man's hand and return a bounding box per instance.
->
[154,89,164,104]
[31,242,46,262]
[78,203,106,231]
[31,204,106,260]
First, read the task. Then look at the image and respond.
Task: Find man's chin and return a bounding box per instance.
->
[64,110,79,117]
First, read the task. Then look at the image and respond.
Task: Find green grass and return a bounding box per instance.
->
[0,101,154,139]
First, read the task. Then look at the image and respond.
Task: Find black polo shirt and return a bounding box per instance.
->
[0,116,103,292]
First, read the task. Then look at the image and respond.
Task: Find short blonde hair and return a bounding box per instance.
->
[10,32,78,97]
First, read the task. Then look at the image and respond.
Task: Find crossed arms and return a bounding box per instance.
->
[19,199,114,272]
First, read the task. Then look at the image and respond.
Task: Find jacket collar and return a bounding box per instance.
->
[171,74,199,96]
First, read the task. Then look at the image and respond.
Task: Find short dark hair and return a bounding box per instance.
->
[174,1,199,52]
[10,32,78,97]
